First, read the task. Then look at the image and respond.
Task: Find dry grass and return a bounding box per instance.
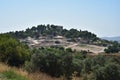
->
[26,71,82,80]
[0,63,11,73]
[0,63,62,80]
[28,72,60,80]
[0,63,83,80]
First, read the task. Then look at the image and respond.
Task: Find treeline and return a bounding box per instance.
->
[9,24,98,43]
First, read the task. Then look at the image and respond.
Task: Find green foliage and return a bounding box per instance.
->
[66,48,73,52]
[0,70,28,80]
[9,24,98,44]
[92,63,120,80]
[0,34,29,66]
[104,41,120,53]
[83,55,120,80]
[25,47,86,79]
[82,58,92,73]
[25,46,120,80]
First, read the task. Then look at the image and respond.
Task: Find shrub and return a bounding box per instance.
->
[104,41,120,53]
[92,63,120,80]
[25,47,86,79]
[25,47,120,80]
[0,34,29,66]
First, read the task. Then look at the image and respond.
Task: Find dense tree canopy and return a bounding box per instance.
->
[25,46,120,80]
[9,24,98,43]
[0,34,29,66]
[104,41,120,53]
[8,24,116,47]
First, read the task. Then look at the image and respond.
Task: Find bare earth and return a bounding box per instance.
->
[21,37,106,54]
[65,43,106,54]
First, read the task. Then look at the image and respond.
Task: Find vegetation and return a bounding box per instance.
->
[0,34,29,66]
[0,62,59,80]
[25,46,120,80]
[9,24,98,44]
[104,41,120,53]
[25,47,79,79]
[0,70,28,80]
[8,24,116,47]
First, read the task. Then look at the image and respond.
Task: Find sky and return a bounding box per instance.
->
[0,0,120,37]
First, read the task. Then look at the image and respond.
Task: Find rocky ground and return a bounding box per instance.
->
[20,36,106,54]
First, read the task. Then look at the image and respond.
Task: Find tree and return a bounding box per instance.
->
[0,34,29,66]
[104,41,120,53]
[92,63,120,80]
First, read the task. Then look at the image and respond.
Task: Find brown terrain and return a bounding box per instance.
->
[20,36,106,54]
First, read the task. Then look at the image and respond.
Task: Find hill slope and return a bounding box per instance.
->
[9,24,98,44]
[7,24,114,54]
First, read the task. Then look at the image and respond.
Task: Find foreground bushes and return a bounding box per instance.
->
[25,47,85,79]
[0,34,29,66]
[25,47,120,80]
[92,63,120,80]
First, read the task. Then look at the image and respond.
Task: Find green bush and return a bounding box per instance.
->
[25,47,120,80]
[0,34,29,66]
[25,47,64,77]
[25,47,86,79]
[104,41,120,53]
[92,63,120,80]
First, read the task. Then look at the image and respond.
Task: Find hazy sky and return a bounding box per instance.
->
[0,0,120,37]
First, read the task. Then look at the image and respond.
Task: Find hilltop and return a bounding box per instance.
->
[7,24,114,54]
[9,24,97,43]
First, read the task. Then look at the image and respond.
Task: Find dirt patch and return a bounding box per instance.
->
[65,43,106,54]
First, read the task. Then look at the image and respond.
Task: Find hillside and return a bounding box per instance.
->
[7,24,114,54]
[9,24,98,44]
[19,36,106,54]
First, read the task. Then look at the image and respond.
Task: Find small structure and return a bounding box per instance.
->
[54,36,64,39]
